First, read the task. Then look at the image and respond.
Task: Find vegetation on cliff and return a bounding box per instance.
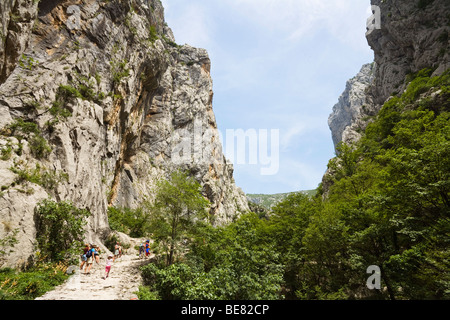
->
[0,199,89,300]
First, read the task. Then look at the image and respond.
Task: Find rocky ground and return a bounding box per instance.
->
[36,241,152,300]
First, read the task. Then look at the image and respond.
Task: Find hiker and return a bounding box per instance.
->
[145,240,151,258]
[84,244,95,275]
[103,254,114,280]
[94,245,101,264]
[114,242,120,261]
[139,243,144,259]
[80,243,89,270]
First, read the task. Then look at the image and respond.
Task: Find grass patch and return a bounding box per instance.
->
[0,263,69,300]
[110,59,130,86]
[1,119,51,160]
[9,161,69,193]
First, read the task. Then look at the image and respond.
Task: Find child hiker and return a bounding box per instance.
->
[104,254,113,279]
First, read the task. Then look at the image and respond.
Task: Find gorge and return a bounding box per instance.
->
[0,0,449,301]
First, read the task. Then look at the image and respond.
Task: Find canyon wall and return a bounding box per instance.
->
[0,0,248,268]
[329,0,449,151]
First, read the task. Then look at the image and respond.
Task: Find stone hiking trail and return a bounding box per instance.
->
[36,246,152,300]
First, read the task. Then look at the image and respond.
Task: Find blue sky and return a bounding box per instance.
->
[161,0,375,194]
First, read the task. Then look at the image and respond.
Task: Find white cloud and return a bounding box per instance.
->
[224,0,371,51]
[279,158,324,190]
[280,126,305,151]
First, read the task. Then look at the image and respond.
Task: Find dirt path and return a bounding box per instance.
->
[36,251,153,300]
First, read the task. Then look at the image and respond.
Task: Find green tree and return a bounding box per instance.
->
[140,212,284,300]
[318,68,450,300]
[149,170,210,266]
[108,206,149,238]
[34,199,90,263]
[264,192,318,298]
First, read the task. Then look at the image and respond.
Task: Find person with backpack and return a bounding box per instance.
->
[114,242,120,261]
[83,244,95,275]
[145,240,151,258]
[80,243,89,271]
[139,243,144,259]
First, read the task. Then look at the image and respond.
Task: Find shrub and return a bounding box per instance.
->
[110,59,130,86]
[149,170,210,266]
[0,263,68,300]
[9,162,68,192]
[1,142,13,160]
[28,135,52,159]
[140,213,284,300]
[107,206,150,238]
[148,25,158,43]
[34,199,90,263]
[4,119,51,160]
[0,229,19,265]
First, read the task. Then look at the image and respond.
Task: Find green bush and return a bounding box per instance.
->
[104,233,119,253]
[9,163,68,192]
[107,206,150,238]
[136,285,160,300]
[4,119,51,160]
[28,135,52,159]
[138,68,450,301]
[0,263,68,300]
[56,74,105,107]
[34,199,90,263]
[148,170,210,266]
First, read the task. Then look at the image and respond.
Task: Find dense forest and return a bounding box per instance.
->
[132,68,449,300]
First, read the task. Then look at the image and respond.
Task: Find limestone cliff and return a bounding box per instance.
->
[366,0,449,106]
[328,0,449,151]
[0,0,248,268]
[328,63,375,149]
[325,0,449,193]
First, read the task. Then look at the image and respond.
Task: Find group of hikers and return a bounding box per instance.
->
[79,243,121,279]
[139,240,152,259]
[79,240,152,280]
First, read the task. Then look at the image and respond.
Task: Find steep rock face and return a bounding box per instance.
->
[324,0,449,194]
[0,0,39,84]
[329,0,449,151]
[328,63,375,149]
[367,0,450,106]
[0,0,248,268]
